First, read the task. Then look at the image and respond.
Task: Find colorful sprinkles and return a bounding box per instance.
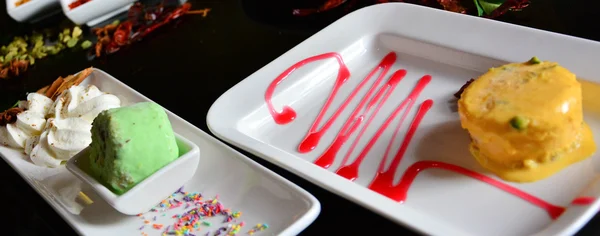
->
[247,224,269,235]
[137,186,268,236]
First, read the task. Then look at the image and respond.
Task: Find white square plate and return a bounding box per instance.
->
[0,69,320,236]
[207,3,600,236]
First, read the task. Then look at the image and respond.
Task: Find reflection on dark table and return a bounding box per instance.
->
[1,0,600,235]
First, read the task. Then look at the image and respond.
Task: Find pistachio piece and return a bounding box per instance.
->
[45,46,61,55]
[72,26,83,38]
[67,38,79,48]
[510,116,530,130]
[30,32,43,43]
[81,40,92,49]
[528,56,541,64]
[34,40,43,48]
[5,51,16,61]
[28,55,35,65]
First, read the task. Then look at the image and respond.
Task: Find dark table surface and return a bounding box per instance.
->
[1,0,600,235]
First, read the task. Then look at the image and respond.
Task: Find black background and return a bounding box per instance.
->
[1,0,600,235]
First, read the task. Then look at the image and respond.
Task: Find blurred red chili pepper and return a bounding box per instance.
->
[166,2,191,21]
[92,1,206,58]
[113,22,132,46]
[437,0,467,14]
[105,42,120,54]
[293,0,527,18]
[485,0,530,18]
[293,0,348,16]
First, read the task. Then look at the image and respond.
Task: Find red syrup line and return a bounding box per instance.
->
[313,69,407,169]
[300,52,397,155]
[335,70,407,170]
[571,197,596,205]
[368,99,433,194]
[381,161,567,220]
[265,52,350,125]
[336,75,432,180]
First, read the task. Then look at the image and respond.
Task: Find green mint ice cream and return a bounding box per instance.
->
[88,102,179,195]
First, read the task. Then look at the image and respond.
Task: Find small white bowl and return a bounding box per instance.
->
[60,0,135,26]
[66,133,200,215]
[6,0,61,23]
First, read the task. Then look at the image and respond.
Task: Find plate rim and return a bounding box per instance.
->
[0,68,321,236]
[206,2,600,236]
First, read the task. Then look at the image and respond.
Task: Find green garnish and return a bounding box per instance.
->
[45,45,61,55]
[62,35,72,43]
[473,0,504,16]
[4,51,17,61]
[0,25,87,79]
[28,55,35,65]
[81,40,93,49]
[528,56,541,64]
[510,116,530,130]
[11,101,19,108]
[67,38,79,48]
[72,26,83,38]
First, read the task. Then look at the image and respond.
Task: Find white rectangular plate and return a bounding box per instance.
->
[207,3,600,236]
[0,69,320,236]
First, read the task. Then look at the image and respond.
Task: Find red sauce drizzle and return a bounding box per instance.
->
[265,52,350,125]
[378,160,566,219]
[336,76,431,180]
[265,52,597,221]
[572,196,596,205]
[301,52,397,156]
[330,70,407,170]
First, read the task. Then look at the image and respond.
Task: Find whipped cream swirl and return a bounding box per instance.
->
[0,93,52,149]
[30,85,121,167]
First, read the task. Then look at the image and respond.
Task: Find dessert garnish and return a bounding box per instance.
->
[0,68,122,168]
[135,187,269,235]
[0,107,25,126]
[0,26,90,80]
[39,65,93,100]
